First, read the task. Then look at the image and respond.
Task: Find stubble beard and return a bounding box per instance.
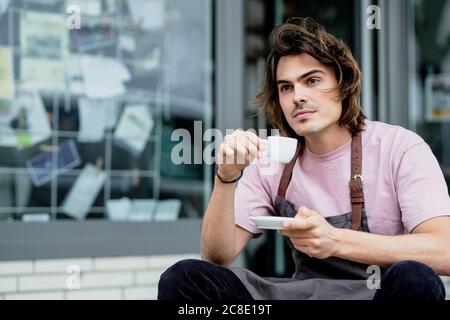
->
[290,118,327,137]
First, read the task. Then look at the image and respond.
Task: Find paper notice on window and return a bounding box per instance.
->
[20,11,68,92]
[78,98,119,143]
[114,104,154,157]
[61,163,107,220]
[425,73,450,121]
[129,199,157,221]
[0,47,14,99]
[119,33,137,52]
[107,198,157,221]
[82,55,131,99]
[154,199,181,221]
[78,98,106,143]
[0,125,16,147]
[22,213,50,222]
[26,139,81,187]
[128,0,165,31]
[135,47,161,73]
[106,198,131,221]
[15,91,52,147]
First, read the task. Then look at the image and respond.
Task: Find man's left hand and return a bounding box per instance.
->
[279,207,339,259]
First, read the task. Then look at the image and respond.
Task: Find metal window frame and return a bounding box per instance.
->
[378,0,410,127]
[215,0,245,132]
[359,0,376,121]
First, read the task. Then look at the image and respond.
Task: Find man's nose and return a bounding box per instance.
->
[293,87,307,105]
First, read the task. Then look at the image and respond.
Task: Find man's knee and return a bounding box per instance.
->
[377,260,445,300]
[384,260,439,281]
[160,259,204,284]
[158,259,204,299]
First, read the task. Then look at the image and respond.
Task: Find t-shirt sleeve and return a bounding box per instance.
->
[234,163,274,236]
[395,142,450,233]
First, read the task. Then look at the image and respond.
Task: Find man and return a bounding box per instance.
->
[158,17,450,300]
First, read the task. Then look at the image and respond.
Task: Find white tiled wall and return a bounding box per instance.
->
[0,253,199,300]
[0,255,448,300]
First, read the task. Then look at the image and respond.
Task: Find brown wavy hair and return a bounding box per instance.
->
[255,17,366,138]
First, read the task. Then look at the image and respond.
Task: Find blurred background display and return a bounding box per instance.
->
[0,0,213,222]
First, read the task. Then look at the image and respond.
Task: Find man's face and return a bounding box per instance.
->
[276,53,342,136]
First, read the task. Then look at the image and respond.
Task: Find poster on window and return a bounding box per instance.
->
[20,11,68,92]
[425,73,450,121]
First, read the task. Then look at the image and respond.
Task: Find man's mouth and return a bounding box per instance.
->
[292,109,316,119]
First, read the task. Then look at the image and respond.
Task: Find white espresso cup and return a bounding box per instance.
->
[261,136,298,163]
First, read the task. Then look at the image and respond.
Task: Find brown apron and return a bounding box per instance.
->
[231,132,381,299]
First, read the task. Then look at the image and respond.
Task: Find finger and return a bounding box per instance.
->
[244,131,266,152]
[290,239,315,248]
[296,206,317,218]
[222,139,244,165]
[225,136,247,157]
[278,229,313,238]
[289,233,315,240]
[220,143,236,165]
[222,143,235,157]
[281,217,314,231]
[218,143,233,158]
[242,136,259,159]
[224,131,243,146]
[278,229,289,237]
[232,139,250,165]
[235,131,259,159]
[287,238,311,250]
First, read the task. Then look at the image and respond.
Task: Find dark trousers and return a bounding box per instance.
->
[372,260,446,300]
[157,259,446,300]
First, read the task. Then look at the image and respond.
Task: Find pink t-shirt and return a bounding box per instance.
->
[235,120,450,236]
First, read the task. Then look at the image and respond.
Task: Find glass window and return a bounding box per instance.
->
[410,0,450,188]
[0,0,213,222]
[276,0,357,50]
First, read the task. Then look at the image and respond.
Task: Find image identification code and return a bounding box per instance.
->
[178,304,272,317]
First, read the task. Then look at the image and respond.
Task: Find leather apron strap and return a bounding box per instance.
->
[277,132,364,231]
[349,132,364,230]
[277,142,302,198]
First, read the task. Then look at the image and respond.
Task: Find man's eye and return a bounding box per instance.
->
[280,85,292,92]
[307,78,320,85]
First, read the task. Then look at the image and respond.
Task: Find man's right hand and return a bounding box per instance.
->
[216,130,266,182]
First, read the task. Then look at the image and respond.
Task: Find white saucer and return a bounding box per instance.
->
[250,216,296,230]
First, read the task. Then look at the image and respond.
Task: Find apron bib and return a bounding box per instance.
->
[231,132,381,299]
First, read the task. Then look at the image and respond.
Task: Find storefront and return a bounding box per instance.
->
[0,0,215,299]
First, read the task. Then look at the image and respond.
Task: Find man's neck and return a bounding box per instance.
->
[304,124,352,155]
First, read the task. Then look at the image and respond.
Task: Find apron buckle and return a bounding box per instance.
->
[349,174,364,191]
